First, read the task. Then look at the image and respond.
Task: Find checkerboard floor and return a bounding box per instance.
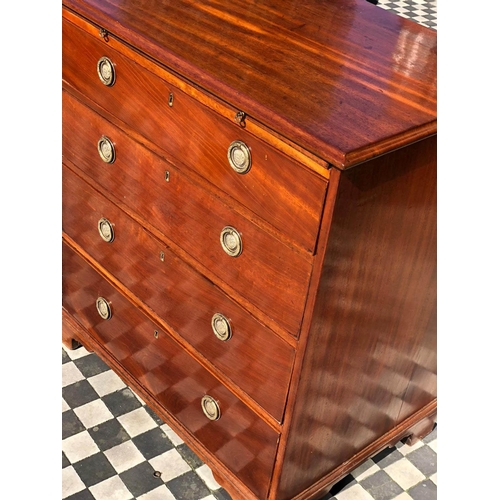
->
[377,0,437,30]
[62,344,437,500]
[62,3,437,499]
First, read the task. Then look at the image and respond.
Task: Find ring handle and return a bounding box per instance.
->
[97,218,115,243]
[201,395,221,421]
[211,313,232,341]
[97,56,116,86]
[220,226,242,257]
[227,140,251,174]
[97,136,116,163]
[96,296,112,320]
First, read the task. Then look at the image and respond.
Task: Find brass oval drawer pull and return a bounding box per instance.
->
[201,395,221,421]
[227,140,251,174]
[211,313,232,341]
[97,56,116,86]
[97,136,116,163]
[96,296,112,320]
[220,226,242,257]
[97,217,114,243]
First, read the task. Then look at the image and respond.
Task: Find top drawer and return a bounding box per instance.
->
[62,16,327,254]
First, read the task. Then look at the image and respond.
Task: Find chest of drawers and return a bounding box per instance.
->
[62,2,437,499]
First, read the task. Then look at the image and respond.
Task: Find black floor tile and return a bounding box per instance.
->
[63,451,71,469]
[87,418,131,451]
[408,479,437,500]
[132,427,174,460]
[177,443,204,469]
[65,489,95,500]
[213,489,232,500]
[372,447,405,468]
[351,459,376,476]
[422,424,437,444]
[166,471,211,500]
[74,353,110,378]
[329,474,356,496]
[119,461,164,497]
[359,470,404,500]
[406,446,437,477]
[145,405,165,426]
[63,380,100,410]
[101,387,143,418]
[73,452,116,488]
[63,409,86,440]
[63,348,71,364]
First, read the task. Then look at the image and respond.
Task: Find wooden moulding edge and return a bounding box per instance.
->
[288,398,438,500]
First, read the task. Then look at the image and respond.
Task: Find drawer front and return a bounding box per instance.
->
[62,17,327,253]
[62,243,279,498]
[63,164,294,421]
[63,91,311,336]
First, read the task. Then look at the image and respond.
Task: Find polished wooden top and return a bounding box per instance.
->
[63,0,437,168]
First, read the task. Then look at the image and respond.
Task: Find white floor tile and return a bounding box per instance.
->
[89,475,134,500]
[429,472,437,485]
[137,485,176,500]
[131,388,146,405]
[73,399,114,428]
[118,407,157,437]
[160,424,184,446]
[384,458,426,490]
[88,369,127,397]
[335,483,375,500]
[392,493,413,500]
[427,439,437,453]
[63,344,92,360]
[62,430,100,463]
[62,398,70,412]
[354,463,381,481]
[398,439,424,456]
[196,464,221,490]
[62,362,85,387]
[149,449,192,482]
[104,441,145,473]
[62,465,86,498]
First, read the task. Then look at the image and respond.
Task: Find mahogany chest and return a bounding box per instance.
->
[62,1,437,498]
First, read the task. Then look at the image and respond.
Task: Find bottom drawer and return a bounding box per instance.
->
[62,242,279,499]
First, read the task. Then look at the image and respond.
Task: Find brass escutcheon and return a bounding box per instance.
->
[96,297,112,320]
[201,395,221,421]
[211,313,232,341]
[97,218,114,243]
[227,140,251,174]
[97,56,116,86]
[220,226,242,257]
[97,136,116,163]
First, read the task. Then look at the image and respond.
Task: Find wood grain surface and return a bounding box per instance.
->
[63,163,295,422]
[274,136,437,499]
[61,1,437,498]
[62,90,313,336]
[62,16,327,252]
[63,242,279,498]
[63,0,436,168]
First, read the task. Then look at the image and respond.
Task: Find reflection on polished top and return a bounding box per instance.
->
[62,0,437,168]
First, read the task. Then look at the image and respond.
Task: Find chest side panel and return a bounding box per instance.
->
[275,136,437,499]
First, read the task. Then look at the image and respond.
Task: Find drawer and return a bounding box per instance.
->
[62,16,327,253]
[63,91,311,336]
[63,164,295,421]
[62,242,279,499]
